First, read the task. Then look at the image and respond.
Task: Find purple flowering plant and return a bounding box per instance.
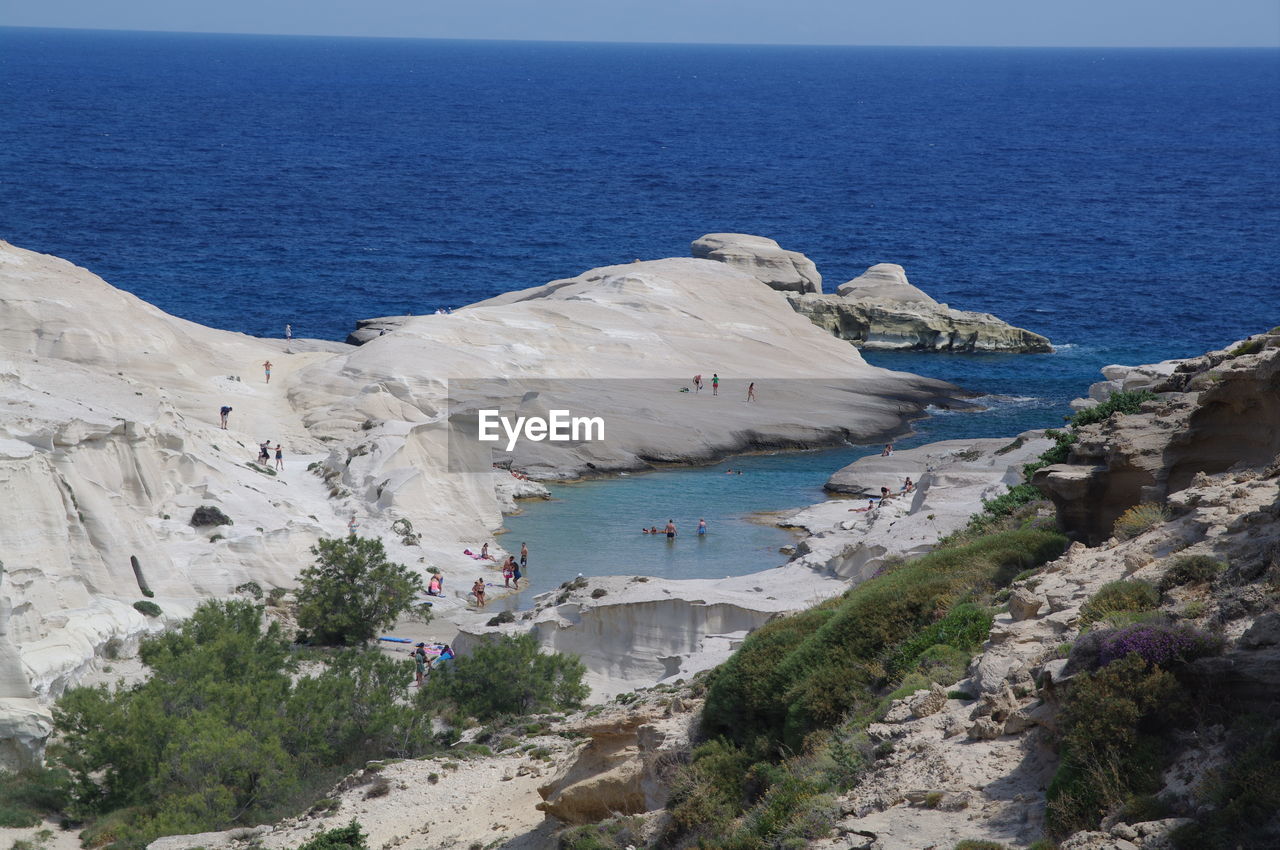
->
[1097,622,1223,668]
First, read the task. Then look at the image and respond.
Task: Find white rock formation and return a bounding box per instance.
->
[782,434,1053,581]
[792,263,1053,353]
[0,241,961,761]
[690,233,822,293]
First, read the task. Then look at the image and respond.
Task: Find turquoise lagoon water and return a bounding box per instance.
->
[501,347,1085,603]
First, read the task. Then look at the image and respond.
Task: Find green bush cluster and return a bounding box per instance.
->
[132,600,162,617]
[1228,338,1264,357]
[1068,389,1157,428]
[1079,580,1160,626]
[660,527,1066,848]
[0,768,72,827]
[49,600,433,849]
[702,528,1066,754]
[1159,555,1225,590]
[1046,654,1192,838]
[422,633,587,721]
[557,816,647,850]
[297,821,369,850]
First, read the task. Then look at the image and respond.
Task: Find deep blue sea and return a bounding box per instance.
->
[2,29,1277,595]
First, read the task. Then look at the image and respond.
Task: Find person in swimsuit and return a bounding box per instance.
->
[665,519,677,539]
[746,382,756,402]
[502,557,515,587]
[882,443,894,456]
[512,560,522,589]
[348,515,358,535]
[472,578,487,607]
[711,374,719,396]
[284,324,292,340]
[427,574,443,596]
[693,374,703,393]
[274,444,284,470]
[901,476,914,493]
[219,405,232,429]
[263,361,272,383]
[697,518,707,535]
[520,542,528,569]
[258,441,271,464]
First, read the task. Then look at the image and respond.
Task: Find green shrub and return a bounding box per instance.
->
[49,601,432,849]
[911,644,974,686]
[0,767,72,827]
[888,603,993,678]
[980,484,1041,519]
[234,581,264,600]
[132,600,162,618]
[297,821,368,850]
[1159,555,1225,590]
[557,816,646,850]
[1046,655,1187,838]
[1069,390,1157,428]
[1079,580,1159,626]
[1228,338,1264,357]
[1024,429,1077,477]
[421,633,587,721]
[1113,502,1171,540]
[705,528,1065,754]
[295,536,427,645]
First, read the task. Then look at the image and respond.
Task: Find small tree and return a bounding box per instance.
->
[296,536,426,646]
[422,633,587,720]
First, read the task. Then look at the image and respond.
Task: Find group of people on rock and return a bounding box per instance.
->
[848,477,916,513]
[463,541,529,606]
[257,440,285,469]
[409,641,455,686]
[685,373,756,401]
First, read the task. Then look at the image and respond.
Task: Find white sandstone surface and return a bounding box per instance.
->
[0,241,960,761]
[782,434,1052,582]
[689,232,822,293]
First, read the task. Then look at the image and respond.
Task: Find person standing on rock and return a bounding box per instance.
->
[665,519,677,539]
[472,578,487,607]
[348,515,358,536]
[284,324,292,340]
[711,374,719,396]
[274,444,284,470]
[746,382,756,402]
[219,405,232,429]
[263,360,273,383]
[411,642,428,687]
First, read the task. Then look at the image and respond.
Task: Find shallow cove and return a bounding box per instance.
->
[500,349,1084,606]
